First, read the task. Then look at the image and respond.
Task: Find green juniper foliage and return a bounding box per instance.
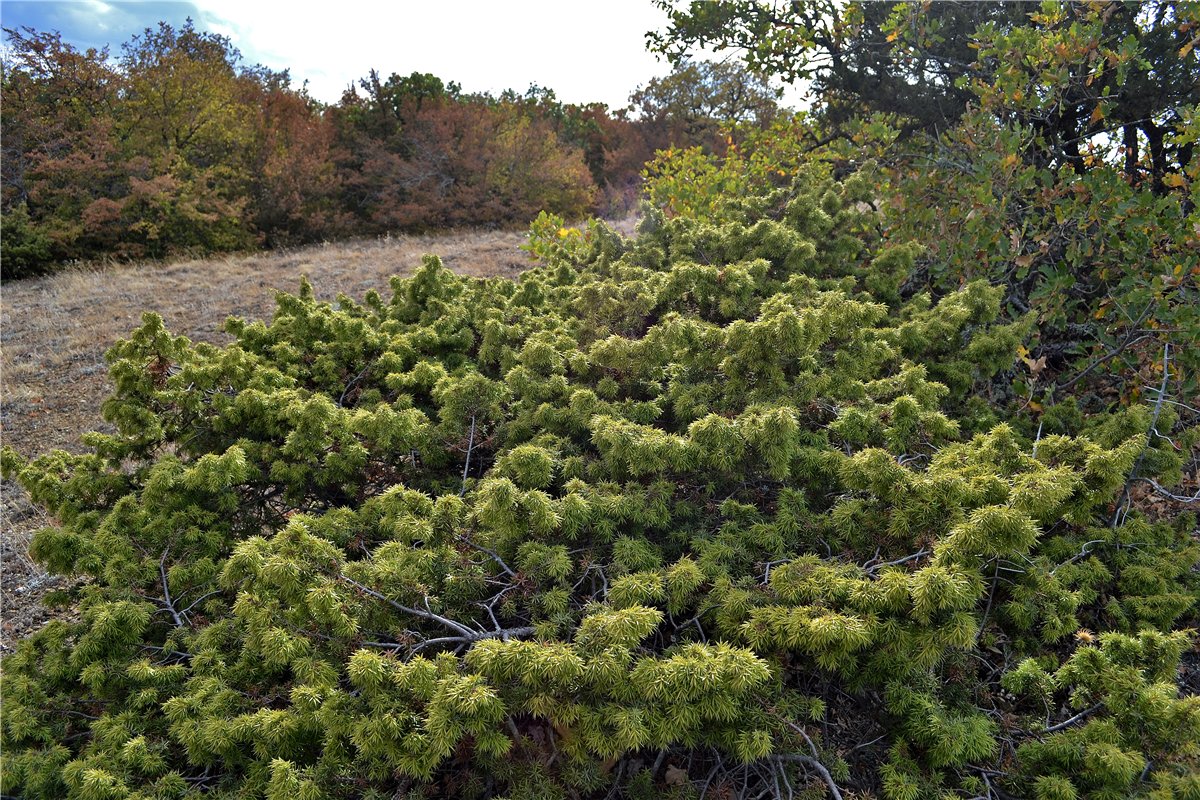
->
[3,171,1198,800]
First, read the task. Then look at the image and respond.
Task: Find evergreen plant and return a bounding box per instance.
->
[3,171,1197,799]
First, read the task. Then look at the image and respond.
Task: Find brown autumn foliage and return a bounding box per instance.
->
[333,98,597,232]
[0,23,653,279]
[249,84,349,247]
[1,19,775,279]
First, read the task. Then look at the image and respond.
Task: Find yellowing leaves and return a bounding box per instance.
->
[1021,351,1048,380]
[664,765,689,786]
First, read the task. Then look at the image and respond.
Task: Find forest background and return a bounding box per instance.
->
[0,18,781,279]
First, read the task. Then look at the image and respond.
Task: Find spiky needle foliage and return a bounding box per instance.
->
[3,170,1198,800]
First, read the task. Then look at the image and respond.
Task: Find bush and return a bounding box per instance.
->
[0,202,56,279]
[887,114,1200,404]
[642,112,900,221]
[3,172,1197,799]
[643,111,1200,405]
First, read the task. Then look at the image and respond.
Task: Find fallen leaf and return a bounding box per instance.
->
[665,765,689,786]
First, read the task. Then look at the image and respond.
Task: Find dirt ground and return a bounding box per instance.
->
[1,225,629,651]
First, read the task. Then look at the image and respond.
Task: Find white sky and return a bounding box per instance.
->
[196,0,682,108]
[1,0,807,110]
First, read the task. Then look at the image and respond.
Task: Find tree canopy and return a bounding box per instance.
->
[649,0,1200,185]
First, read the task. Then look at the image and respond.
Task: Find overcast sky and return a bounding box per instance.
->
[0,0,709,109]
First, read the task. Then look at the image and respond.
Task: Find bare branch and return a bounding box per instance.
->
[1049,539,1107,576]
[460,413,477,496]
[410,626,537,653]
[777,721,843,800]
[458,533,517,578]
[160,548,186,628]
[338,364,372,407]
[1055,302,1155,391]
[339,574,474,637]
[180,589,225,616]
[1111,341,1171,527]
[771,754,843,800]
[1044,703,1102,733]
[863,549,930,576]
[1135,477,1200,503]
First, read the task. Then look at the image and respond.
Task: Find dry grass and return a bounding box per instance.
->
[1,222,641,649]
[1,228,537,457]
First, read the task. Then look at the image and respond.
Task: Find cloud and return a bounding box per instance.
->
[1,1,807,110]
[1,1,206,52]
[189,0,675,108]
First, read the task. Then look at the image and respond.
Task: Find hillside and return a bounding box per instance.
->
[1,224,634,649]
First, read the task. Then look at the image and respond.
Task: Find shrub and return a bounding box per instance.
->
[3,172,1197,799]
[0,202,56,279]
[642,112,900,221]
[340,100,596,233]
[1,27,620,276]
[641,1,1200,404]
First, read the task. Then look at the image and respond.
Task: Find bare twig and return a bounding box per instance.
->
[338,364,372,406]
[1135,477,1200,503]
[339,574,474,637]
[771,754,843,800]
[1049,539,1107,576]
[409,626,537,653]
[458,533,517,578]
[341,574,535,654]
[1044,703,1102,733]
[160,548,186,628]
[863,549,930,576]
[179,589,225,616]
[460,413,477,496]
[1055,302,1155,392]
[777,721,844,800]
[651,749,667,778]
[778,759,795,800]
[761,559,791,584]
[1111,342,1171,528]
[977,561,1000,642]
[698,758,722,800]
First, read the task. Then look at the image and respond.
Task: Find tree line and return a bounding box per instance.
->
[0,20,781,279]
